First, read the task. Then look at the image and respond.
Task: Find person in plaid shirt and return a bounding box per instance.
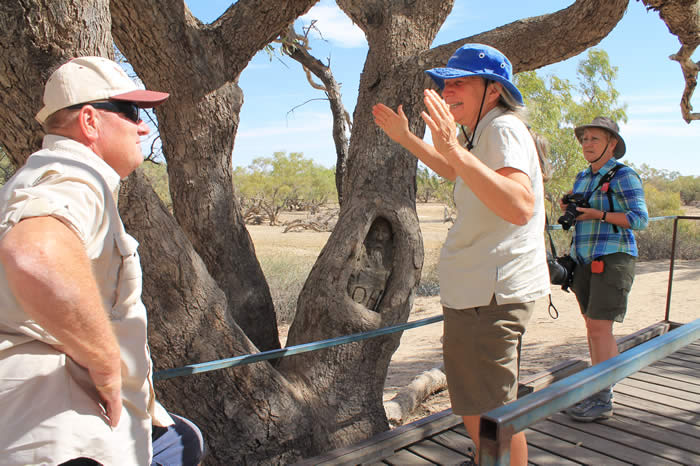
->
[562,116,648,422]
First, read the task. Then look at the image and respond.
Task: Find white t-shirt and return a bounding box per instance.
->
[439,108,550,309]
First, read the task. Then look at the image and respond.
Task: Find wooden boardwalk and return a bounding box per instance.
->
[300,333,700,465]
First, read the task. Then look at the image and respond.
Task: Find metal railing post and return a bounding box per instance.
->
[666,216,680,321]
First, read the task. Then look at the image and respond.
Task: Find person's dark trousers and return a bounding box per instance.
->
[151,413,206,466]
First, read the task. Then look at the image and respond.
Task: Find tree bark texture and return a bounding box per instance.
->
[109,0,319,353]
[0,0,113,163]
[419,0,631,73]
[119,171,320,464]
[279,0,452,449]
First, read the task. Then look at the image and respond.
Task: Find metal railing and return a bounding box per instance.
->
[154,315,443,381]
[478,318,700,466]
[154,215,689,381]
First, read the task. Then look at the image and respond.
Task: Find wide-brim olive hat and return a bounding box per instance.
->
[425,43,523,105]
[574,116,626,158]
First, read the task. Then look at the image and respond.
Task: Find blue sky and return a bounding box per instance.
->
[186,0,699,176]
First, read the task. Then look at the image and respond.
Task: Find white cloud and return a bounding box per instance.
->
[299,5,366,48]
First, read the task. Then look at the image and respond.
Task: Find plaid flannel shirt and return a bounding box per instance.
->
[570,159,649,264]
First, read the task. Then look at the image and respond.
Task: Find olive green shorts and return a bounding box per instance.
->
[572,252,636,323]
[442,297,534,416]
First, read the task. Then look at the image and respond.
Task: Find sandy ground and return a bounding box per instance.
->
[252,203,700,426]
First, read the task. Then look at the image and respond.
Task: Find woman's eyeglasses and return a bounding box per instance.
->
[67,101,141,123]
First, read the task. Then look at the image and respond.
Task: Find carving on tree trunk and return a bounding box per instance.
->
[348,217,393,312]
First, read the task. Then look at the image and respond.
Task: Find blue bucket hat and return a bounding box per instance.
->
[425,43,523,105]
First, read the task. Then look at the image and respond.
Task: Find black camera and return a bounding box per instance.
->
[548,253,577,292]
[558,193,590,230]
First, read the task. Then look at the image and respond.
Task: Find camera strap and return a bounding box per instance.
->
[544,215,561,319]
[545,214,559,257]
[587,164,623,233]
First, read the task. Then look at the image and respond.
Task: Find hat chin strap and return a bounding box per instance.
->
[588,140,610,166]
[462,80,490,151]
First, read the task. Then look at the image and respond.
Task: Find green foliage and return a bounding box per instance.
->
[515,48,627,217]
[416,166,439,203]
[644,185,683,217]
[141,161,172,212]
[673,176,700,204]
[636,218,700,261]
[629,166,700,260]
[233,152,336,225]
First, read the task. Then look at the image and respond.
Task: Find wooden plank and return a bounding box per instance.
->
[674,345,700,357]
[614,383,700,413]
[616,321,671,353]
[598,408,700,455]
[664,351,700,365]
[382,449,434,465]
[639,363,700,386]
[526,444,581,465]
[611,403,700,440]
[407,438,471,465]
[524,427,629,465]
[294,410,462,465]
[655,356,700,371]
[613,392,700,426]
[519,359,589,394]
[430,429,474,455]
[626,371,700,394]
[528,418,675,465]
[447,423,581,465]
[617,376,700,403]
[549,411,700,465]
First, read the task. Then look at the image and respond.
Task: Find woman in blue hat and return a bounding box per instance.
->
[373,43,550,465]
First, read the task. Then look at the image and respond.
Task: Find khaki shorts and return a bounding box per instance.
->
[572,252,636,323]
[442,297,534,416]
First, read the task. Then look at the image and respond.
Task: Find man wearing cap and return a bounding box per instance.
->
[0,57,204,465]
[563,117,648,422]
[373,43,550,465]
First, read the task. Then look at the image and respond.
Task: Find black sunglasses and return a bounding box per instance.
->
[68,101,141,123]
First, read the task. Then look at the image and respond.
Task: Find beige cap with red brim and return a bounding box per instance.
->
[36,56,169,125]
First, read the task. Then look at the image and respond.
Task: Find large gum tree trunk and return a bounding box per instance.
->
[279,0,452,448]
[110,0,320,352]
[119,171,319,464]
[0,0,113,163]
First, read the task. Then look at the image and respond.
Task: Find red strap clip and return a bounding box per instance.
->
[601,182,610,193]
